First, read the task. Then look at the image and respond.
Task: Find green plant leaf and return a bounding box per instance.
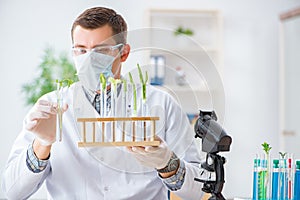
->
[261,142,272,155]
[279,152,287,159]
[22,46,77,105]
[128,72,137,115]
[174,26,194,36]
[100,74,106,91]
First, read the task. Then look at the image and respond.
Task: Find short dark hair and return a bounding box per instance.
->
[71,7,127,44]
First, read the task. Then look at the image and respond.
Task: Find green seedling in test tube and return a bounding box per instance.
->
[108,77,122,92]
[55,78,73,142]
[108,77,122,116]
[259,142,272,199]
[137,63,148,103]
[100,74,106,91]
[278,151,287,200]
[137,63,149,116]
[128,72,137,116]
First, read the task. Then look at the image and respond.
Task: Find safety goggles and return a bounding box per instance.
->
[72,43,124,57]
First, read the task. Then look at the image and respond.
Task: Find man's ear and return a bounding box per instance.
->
[120,44,130,62]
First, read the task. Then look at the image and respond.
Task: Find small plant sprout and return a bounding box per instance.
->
[55,79,73,142]
[108,77,122,116]
[128,72,137,116]
[137,63,148,103]
[108,77,122,92]
[279,152,287,159]
[262,142,272,156]
[100,73,106,91]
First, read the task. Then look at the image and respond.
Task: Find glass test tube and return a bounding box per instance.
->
[121,81,127,117]
[287,155,294,200]
[258,159,267,200]
[126,83,133,117]
[279,158,287,200]
[100,85,107,117]
[294,160,300,199]
[253,157,259,200]
[111,84,117,117]
[56,82,63,142]
[272,159,280,200]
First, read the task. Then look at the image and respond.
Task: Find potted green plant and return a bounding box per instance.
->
[173,26,194,47]
[174,26,194,36]
[22,47,78,106]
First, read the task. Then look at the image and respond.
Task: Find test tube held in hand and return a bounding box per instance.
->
[56,82,63,142]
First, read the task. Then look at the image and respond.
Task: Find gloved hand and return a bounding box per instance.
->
[127,136,173,170]
[25,99,68,146]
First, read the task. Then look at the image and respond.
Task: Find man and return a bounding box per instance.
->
[2,7,203,200]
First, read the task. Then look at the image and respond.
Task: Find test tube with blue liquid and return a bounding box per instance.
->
[150,55,165,86]
[252,157,259,200]
[272,159,279,200]
[294,160,300,199]
[279,158,287,200]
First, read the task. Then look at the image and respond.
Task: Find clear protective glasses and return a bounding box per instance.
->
[72,43,124,57]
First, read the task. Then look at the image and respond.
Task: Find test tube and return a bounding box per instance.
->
[252,156,259,200]
[121,81,127,117]
[258,159,267,200]
[56,82,63,142]
[279,158,287,200]
[100,84,107,117]
[126,83,133,117]
[141,96,149,116]
[272,159,279,200]
[294,160,300,199]
[287,154,294,200]
[111,83,117,116]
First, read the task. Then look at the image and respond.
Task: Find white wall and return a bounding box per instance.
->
[1,0,299,199]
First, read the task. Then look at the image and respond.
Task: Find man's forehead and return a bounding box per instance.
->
[72,25,116,46]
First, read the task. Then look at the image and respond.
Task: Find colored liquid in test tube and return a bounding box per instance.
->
[279,158,287,200]
[272,159,279,200]
[252,158,259,200]
[259,159,267,200]
[287,158,293,200]
[294,161,300,200]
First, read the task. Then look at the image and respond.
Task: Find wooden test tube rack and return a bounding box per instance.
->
[77,117,160,147]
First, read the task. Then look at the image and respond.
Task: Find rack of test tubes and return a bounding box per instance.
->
[76,66,161,147]
[252,153,300,200]
[77,117,160,147]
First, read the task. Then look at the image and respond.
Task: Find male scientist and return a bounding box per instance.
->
[2,6,203,200]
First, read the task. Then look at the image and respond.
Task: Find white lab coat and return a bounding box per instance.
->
[2,82,203,200]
